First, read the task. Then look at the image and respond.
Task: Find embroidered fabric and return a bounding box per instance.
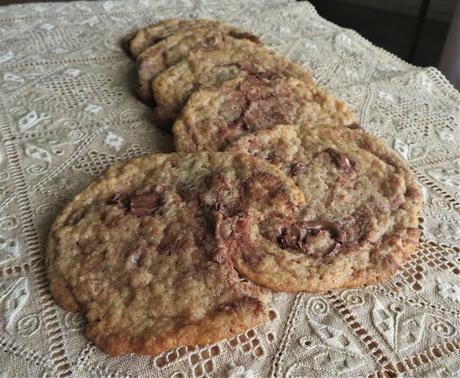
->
[0,0,459,377]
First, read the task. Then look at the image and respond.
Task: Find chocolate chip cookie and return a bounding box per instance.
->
[226,124,423,292]
[47,152,304,355]
[152,40,315,129]
[173,74,357,152]
[136,28,261,104]
[124,18,259,58]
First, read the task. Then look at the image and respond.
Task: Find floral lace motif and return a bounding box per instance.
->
[0,0,459,377]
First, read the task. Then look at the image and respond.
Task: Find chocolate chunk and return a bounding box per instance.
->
[325,148,355,172]
[107,192,130,211]
[277,225,307,252]
[345,122,362,130]
[304,220,347,243]
[227,31,261,45]
[263,220,346,257]
[290,162,306,176]
[225,74,293,134]
[129,192,163,216]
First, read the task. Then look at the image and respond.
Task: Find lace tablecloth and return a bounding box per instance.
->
[0,0,459,377]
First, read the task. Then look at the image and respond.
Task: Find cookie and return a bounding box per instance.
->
[152,40,315,129]
[173,74,357,152]
[136,28,261,104]
[124,18,259,58]
[226,124,423,292]
[47,152,304,355]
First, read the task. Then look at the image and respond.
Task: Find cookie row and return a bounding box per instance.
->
[46,19,423,357]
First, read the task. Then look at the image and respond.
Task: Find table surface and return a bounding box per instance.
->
[0,1,459,377]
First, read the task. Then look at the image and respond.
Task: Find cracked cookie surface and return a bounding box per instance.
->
[152,40,314,129]
[226,124,423,292]
[173,74,357,152]
[136,28,261,104]
[46,152,304,356]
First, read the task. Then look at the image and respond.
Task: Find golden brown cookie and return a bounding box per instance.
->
[152,40,315,129]
[136,28,261,104]
[47,152,304,356]
[123,18,259,58]
[226,124,423,292]
[173,74,357,152]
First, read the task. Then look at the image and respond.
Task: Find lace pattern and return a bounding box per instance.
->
[0,0,459,376]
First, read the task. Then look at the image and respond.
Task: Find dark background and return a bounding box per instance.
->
[301,0,456,67]
[1,0,456,68]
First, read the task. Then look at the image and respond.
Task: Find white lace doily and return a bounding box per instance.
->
[0,1,459,377]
